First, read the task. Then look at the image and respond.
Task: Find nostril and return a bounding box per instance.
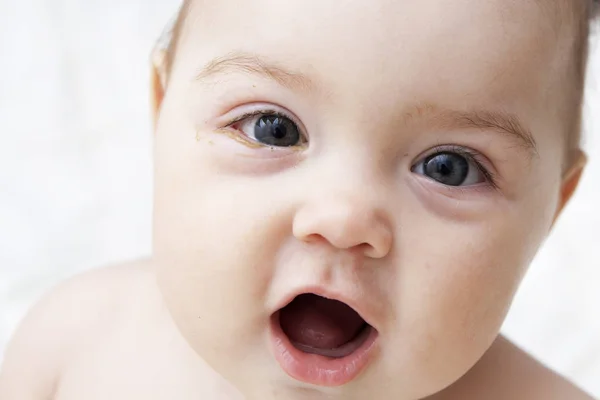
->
[303,233,327,244]
[356,242,376,256]
[292,202,393,258]
[300,234,378,257]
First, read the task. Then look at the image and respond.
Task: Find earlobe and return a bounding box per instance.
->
[552,150,587,225]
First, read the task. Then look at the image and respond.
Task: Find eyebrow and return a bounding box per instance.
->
[429,107,538,158]
[195,51,315,93]
[195,53,538,157]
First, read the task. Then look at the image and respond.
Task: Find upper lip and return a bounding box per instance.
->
[272,285,380,331]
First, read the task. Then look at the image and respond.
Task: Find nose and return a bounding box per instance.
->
[292,194,393,259]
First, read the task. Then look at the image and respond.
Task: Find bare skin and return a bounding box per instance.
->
[0,0,596,398]
[0,261,593,400]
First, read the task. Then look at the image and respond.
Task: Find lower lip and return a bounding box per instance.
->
[269,312,379,387]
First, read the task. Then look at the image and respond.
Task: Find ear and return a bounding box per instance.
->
[150,48,167,130]
[552,150,587,225]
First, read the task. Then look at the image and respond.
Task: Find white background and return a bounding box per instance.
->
[0,0,599,396]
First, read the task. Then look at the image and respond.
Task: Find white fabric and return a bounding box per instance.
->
[0,0,598,396]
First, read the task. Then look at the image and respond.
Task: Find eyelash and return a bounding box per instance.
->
[225,109,305,139]
[422,144,499,189]
[222,110,498,189]
[227,109,283,126]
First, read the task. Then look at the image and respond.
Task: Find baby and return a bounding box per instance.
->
[0,0,598,399]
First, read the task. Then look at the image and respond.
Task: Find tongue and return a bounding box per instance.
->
[279,294,366,349]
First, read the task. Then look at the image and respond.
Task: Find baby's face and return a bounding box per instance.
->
[153,0,580,398]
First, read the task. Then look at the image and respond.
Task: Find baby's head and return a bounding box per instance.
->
[150,0,597,398]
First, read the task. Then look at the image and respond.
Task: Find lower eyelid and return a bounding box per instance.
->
[215,123,307,153]
[214,127,267,149]
[413,173,497,199]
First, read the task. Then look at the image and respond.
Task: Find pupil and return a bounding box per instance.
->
[439,163,451,175]
[254,115,300,147]
[273,123,286,139]
[424,153,469,186]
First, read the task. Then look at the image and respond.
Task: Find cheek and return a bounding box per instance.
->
[385,200,552,393]
[152,142,299,367]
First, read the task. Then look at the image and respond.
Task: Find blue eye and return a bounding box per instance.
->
[232,112,304,147]
[412,151,487,186]
[254,115,300,147]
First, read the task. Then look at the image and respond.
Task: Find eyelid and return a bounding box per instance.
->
[220,103,307,137]
[413,144,499,189]
[227,111,309,150]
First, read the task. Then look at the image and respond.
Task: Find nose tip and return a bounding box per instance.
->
[293,200,393,259]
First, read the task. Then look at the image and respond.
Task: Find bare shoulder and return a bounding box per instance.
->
[432,335,595,400]
[0,260,154,400]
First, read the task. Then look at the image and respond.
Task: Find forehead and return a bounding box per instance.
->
[173,0,578,137]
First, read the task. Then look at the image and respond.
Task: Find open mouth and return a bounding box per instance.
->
[270,293,379,387]
[280,293,371,358]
